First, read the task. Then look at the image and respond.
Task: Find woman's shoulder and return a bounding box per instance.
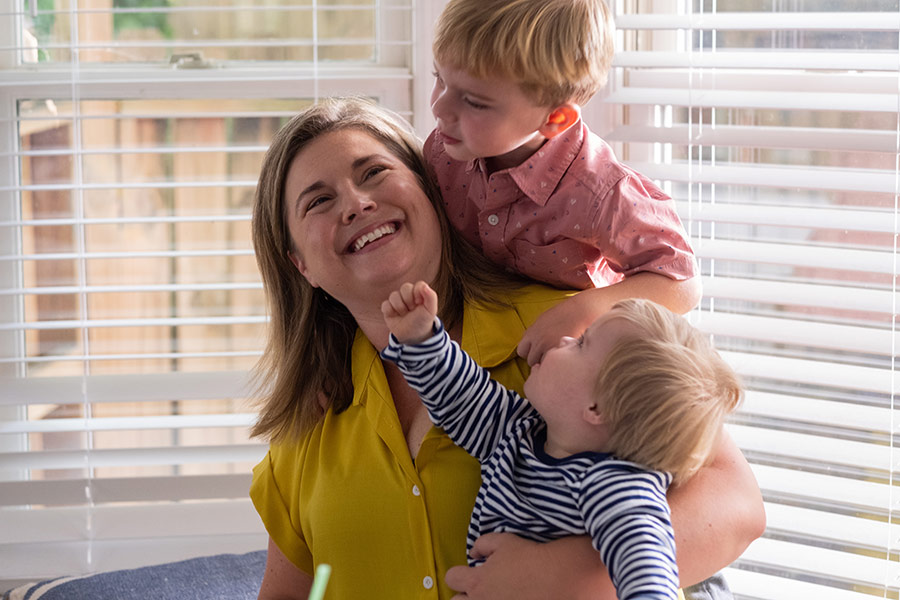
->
[462,283,576,367]
[499,283,578,325]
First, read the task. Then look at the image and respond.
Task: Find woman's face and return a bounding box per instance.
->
[284,127,442,311]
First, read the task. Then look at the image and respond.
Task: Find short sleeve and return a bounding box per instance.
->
[250,449,314,575]
[590,173,697,283]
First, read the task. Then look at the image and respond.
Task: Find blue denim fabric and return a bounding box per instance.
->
[683,571,733,600]
[2,550,265,600]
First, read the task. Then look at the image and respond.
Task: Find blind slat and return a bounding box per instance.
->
[608,124,898,154]
[696,311,895,355]
[606,87,898,112]
[0,444,266,470]
[701,276,893,313]
[1,474,252,507]
[615,12,900,31]
[1,499,260,544]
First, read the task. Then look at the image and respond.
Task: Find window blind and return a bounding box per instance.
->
[603,0,898,598]
[0,0,416,589]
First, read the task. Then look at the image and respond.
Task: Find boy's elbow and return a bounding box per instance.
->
[668,275,702,314]
[742,492,767,546]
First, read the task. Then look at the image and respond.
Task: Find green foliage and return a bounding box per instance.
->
[113,0,174,39]
[32,0,55,38]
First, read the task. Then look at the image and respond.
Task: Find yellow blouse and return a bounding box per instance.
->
[250,284,571,599]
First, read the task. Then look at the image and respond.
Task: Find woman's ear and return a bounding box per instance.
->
[288,250,319,288]
[582,403,605,426]
[538,103,581,139]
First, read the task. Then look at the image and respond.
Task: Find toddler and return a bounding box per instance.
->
[426,0,700,364]
[381,281,742,600]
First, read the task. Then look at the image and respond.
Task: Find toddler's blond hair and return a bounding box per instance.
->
[596,299,743,485]
[433,0,615,107]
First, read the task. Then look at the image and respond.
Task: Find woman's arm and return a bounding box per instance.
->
[258,537,313,600]
[446,430,765,600]
[669,430,767,586]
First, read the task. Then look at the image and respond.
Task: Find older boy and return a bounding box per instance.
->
[426,0,701,364]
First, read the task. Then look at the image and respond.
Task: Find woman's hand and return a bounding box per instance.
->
[445,533,614,600]
[381,280,439,344]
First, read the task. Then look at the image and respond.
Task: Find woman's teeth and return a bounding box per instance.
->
[352,223,396,252]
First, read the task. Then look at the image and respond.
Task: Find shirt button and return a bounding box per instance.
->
[487,214,499,226]
[423,576,434,589]
[412,484,420,496]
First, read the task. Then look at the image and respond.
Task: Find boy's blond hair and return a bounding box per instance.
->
[433,0,615,107]
[596,299,743,485]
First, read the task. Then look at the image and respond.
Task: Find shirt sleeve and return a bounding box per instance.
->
[380,319,537,462]
[249,448,314,575]
[578,463,679,600]
[590,172,697,283]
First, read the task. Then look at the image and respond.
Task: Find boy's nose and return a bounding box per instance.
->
[431,89,454,122]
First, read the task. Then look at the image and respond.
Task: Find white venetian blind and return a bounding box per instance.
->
[601,1,899,598]
[0,0,416,589]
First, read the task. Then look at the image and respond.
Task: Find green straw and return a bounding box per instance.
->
[307,563,332,600]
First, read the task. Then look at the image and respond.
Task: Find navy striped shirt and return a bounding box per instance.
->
[382,321,679,600]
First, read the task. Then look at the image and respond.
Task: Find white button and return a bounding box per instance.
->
[487,214,499,226]
[412,484,420,496]
[423,576,434,589]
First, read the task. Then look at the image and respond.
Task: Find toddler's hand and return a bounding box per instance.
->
[382,281,439,344]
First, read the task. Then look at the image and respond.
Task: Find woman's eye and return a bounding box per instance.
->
[306,195,329,211]
[364,165,387,180]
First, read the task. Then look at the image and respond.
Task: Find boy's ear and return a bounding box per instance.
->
[539,103,581,139]
[582,403,605,426]
[288,250,319,288]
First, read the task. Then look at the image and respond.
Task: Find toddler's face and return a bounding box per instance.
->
[430,62,553,171]
[524,309,637,428]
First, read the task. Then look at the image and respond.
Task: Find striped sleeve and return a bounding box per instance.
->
[578,463,679,600]
[381,320,536,462]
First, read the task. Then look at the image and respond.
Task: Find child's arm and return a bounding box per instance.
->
[381,282,536,462]
[518,272,701,366]
[580,467,678,600]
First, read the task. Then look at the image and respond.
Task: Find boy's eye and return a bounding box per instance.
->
[464,97,489,110]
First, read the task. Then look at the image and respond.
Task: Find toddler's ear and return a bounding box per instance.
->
[539,103,580,139]
[582,403,605,426]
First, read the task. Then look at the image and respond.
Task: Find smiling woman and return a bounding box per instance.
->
[282,128,442,311]
[246,97,764,600]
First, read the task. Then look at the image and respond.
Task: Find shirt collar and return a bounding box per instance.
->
[350,295,526,406]
[468,119,586,207]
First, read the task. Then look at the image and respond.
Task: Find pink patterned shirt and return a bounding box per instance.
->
[424,121,697,290]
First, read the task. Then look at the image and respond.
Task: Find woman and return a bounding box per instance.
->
[249,97,765,600]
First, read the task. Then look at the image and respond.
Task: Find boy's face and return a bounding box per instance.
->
[524,310,637,437]
[430,61,555,171]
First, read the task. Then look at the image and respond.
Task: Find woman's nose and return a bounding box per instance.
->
[340,190,376,223]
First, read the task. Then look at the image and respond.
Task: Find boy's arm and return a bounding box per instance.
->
[518,271,702,366]
[445,430,765,600]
